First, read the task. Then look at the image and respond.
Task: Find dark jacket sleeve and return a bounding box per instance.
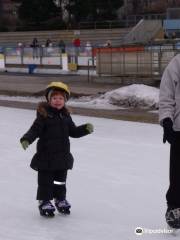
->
[68,116,89,138]
[20,114,45,144]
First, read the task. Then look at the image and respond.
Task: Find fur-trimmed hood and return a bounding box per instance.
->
[37,102,70,118]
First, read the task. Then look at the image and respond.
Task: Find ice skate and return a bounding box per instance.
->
[167,224,180,236]
[55,199,71,215]
[166,207,180,234]
[39,200,55,217]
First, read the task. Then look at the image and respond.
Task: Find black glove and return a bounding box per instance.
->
[163,118,175,144]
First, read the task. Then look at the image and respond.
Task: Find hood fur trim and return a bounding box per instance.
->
[37,102,49,118]
[37,101,71,118]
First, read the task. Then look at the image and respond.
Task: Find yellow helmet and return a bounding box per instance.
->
[45,82,70,101]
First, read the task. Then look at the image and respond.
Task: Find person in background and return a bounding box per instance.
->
[72,37,81,64]
[59,39,66,54]
[104,40,112,48]
[17,42,23,57]
[73,37,81,48]
[31,38,39,59]
[45,39,53,57]
[85,41,92,56]
[45,39,52,48]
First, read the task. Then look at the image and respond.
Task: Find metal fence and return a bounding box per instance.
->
[126,13,165,22]
[78,19,138,29]
[3,42,180,81]
[95,43,180,79]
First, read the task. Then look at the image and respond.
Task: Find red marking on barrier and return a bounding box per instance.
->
[92,46,144,56]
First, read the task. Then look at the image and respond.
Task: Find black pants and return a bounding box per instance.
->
[37,170,67,201]
[166,138,180,207]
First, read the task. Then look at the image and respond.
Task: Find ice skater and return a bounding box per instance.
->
[159,54,180,230]
[20,82,94,217]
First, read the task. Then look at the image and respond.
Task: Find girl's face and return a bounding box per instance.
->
[50,93,65,110]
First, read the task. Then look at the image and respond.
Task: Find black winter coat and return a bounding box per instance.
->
[20,102,90,171]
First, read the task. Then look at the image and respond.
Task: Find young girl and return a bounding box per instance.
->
[20,82,94,217]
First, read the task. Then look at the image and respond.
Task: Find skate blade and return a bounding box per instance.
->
[40,210,55,217]
[58,207,71,215]
[167,225,180,236]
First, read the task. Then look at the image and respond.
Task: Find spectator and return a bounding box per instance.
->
[72,37,81,64]
[172,32,177,39]
[59,40,66,54]
[164,32,168,39]
[104,40,112,48]
[31,38,39,59]
[85,41,92,56]
[17,42,23,57]
[45,38,52,48]
[73,37,81,48]
[45,39,53,57]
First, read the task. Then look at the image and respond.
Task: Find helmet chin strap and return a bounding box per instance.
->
[47,89,54,102]
[47,89,67,102]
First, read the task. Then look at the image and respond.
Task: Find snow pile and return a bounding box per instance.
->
[101,84,159,109]
[0,84,160,110]
[69,84,159,110]
[69,95,123,110]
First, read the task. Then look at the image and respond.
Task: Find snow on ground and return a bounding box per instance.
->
[103,84,159,109]
[0,84,159,110]
[0,95,42,103]
[0,106,174,240]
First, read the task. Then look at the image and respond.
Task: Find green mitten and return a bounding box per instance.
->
[21,140,29,150]
[86,123,94,133]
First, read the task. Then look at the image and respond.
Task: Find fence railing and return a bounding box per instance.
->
[2,42,180,80]
[78,19,138,29]
[95,43,180,78]
[126,14,166,22]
